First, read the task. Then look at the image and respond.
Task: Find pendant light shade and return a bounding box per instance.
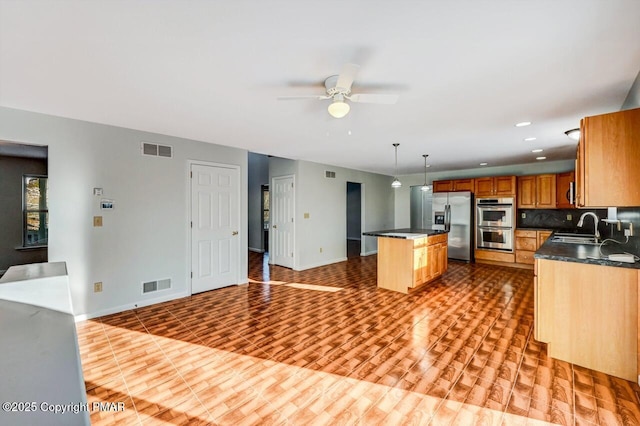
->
[420,154,430,192]
[391,143,402,188]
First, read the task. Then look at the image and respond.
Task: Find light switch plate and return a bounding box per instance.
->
[93,216,103,227]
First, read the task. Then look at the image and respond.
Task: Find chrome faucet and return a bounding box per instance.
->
[577,212,600,240]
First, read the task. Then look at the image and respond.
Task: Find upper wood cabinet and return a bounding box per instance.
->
[556,171,575,208]
[433,178,475,193]
[517,174,556,208]
[576,107,640,207]
[475,176,516,197]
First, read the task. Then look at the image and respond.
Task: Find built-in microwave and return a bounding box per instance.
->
[476,198,514,228]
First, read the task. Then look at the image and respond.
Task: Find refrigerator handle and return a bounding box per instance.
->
[445,205,451,231]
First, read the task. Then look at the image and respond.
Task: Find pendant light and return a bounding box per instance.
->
[420,154,430,192]
[391,143,402,188]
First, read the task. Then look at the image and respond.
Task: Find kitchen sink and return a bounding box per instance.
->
[550,233,600,245]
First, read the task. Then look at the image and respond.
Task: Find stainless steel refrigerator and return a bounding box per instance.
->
[432,191,474,262]
[410,186,433,230]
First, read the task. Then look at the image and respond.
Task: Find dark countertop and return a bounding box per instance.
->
[535,235,640,270]
[363,228,448,240]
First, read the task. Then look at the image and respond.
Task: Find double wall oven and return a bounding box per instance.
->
[476,197,514,251]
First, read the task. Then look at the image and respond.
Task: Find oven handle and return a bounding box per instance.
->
[478,226,513,231]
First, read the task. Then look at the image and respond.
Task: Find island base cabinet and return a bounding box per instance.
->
[535,259,638,382]
[377,235,447,294]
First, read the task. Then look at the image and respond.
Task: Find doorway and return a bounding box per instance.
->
[346,182,362,258]
[190,162,240,293]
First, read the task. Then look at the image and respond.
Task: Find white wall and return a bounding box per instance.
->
[0,107,248,319]
[394,160,575,228]
[269,157,394,270]
[248,152,269,252]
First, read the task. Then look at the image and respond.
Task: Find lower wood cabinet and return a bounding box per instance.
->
[535,258,639,382]
[515,229,552,266]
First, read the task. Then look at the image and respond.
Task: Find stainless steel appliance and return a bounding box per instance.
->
[476,197,514,251]
[410,186,433,229]
[432,191,474,261]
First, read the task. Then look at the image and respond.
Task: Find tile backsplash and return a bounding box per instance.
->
[517,207,640,255]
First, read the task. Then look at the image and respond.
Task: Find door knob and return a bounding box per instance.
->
[232,231,238,236]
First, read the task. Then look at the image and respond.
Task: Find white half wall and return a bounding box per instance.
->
[0,107,248,318]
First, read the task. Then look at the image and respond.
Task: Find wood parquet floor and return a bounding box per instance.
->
[77,252,640,425]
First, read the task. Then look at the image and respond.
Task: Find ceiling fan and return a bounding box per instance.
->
[277,63,399,118]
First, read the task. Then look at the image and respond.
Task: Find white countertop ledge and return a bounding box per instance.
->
[0,262,73,314]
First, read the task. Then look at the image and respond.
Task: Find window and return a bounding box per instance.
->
[23,175,48,247]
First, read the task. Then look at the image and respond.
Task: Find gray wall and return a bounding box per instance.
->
[248,152,269,252]
[0,155,48,271]
[622,70,640,110]
[0,106,248,319]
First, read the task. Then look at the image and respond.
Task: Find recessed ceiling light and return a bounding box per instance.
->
[479,162,488,166]
[348,130,352,136]
[532,149,543,153]
[536,156,547,160]
[524,137,537,141]
[515,121,532,127]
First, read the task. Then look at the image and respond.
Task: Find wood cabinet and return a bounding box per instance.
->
[517,174,556,208]
[534,258,639,381]
[474,176,516,197]
[576,107,640,207]
[377,233,448,294]
[515,229,552,266]
[556,171,575,208]
[433,178,475,193]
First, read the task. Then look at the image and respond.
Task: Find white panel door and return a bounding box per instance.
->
[191,164,239,293]
[271,175,294,268]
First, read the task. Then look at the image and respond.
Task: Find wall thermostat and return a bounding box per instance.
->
[100,199,114,210]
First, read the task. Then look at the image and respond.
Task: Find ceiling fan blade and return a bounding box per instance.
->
[335,63,359,93]
[347,93,399,104]
[277,95,331,101]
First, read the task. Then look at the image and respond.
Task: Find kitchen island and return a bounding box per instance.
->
[534,235,640,383]
[363,229,448,293]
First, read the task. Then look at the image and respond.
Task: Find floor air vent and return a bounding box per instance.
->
[142,278,171,294]
[141,142,173,158]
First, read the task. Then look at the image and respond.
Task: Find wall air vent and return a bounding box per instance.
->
[142,278,171,294]
[141,142,173,158]
[325,170,336,179]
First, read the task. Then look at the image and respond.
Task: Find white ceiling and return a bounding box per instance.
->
[1,1,639,175]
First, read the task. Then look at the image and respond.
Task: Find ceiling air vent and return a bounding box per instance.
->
[141,142,173,158]
[325,170,336,179]
[142,278,171,294]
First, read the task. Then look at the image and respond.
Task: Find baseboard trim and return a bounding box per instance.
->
[295,257,348,271]
[361,250,377,256]
[74,290,190,321]
[249,247,265,253]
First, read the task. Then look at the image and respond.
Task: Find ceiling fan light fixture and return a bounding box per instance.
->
[327,95,350,118]
[564,128,580,141]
